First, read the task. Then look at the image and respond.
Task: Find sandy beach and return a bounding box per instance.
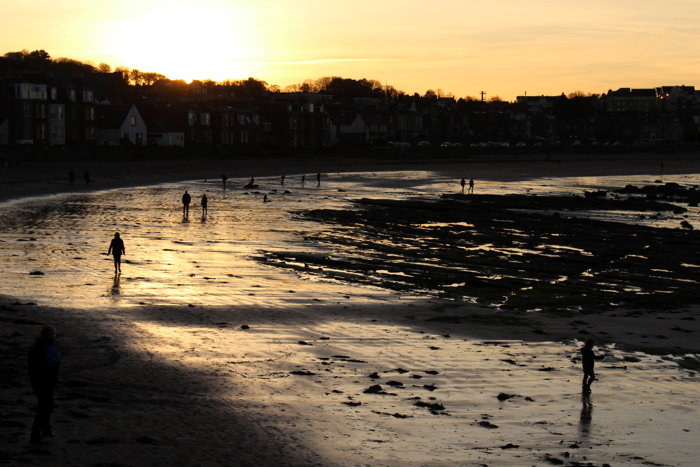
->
[1,151,700,466]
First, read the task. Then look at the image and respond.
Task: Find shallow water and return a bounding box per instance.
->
[1,170,699,309]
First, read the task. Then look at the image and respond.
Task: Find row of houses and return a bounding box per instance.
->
[1,74,700,148]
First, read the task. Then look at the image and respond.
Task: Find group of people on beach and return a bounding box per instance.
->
[181,190,208,218]
[68,168,90,187]
[460,178,474,194]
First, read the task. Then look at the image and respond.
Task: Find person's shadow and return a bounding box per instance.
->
[110,274,121,295]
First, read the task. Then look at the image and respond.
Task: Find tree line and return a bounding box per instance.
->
[1,49,601,118]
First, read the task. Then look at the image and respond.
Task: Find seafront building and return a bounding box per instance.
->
[1,71,699,152]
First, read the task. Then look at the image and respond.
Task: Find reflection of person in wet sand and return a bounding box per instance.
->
[110,274,121,295]
[107,232,126,274]
[182,190,191,217]
[580,393,592,429]
[201,194,208,216]
[460,178,466,194]
[468,178,474,194]
[581,338,604,393]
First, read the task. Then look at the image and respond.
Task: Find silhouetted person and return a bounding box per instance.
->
[84,171,90,186]
[281,174,285,185]
[68,168,75,186]
[28,326,61,445]
[468,178,474,194]
[201,194,208,216]
[221,174,227,190]
[317,172,321,187]
[182,190,191,217]
[301,175,306,186]
[263,194,269,203]
[107,232,126,273]
[581,338,604,393]
[460,178,466,194]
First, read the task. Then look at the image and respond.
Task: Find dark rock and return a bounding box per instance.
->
[478,421,498,429]
[497,393,516,401]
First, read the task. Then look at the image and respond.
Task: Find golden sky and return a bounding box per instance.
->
[2,0,699,100]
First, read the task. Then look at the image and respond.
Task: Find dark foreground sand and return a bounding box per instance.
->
[1,152,700,466]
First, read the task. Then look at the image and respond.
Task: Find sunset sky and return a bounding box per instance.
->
[2,0,699,100]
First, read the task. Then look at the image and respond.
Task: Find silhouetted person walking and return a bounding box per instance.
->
[222,174,227,190]
[107,232,126,273]
[460,178,466,194]
[468,178,474,194]
[301,175,306,186]
[317,172,321,187]
[281,174,285,185]
[182,190,191,217]
[201,194,208,216]
[581,338,604,393]
[28,326,61,445]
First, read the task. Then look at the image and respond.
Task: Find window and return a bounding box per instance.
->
[23,103,31,118]
[68,90,76,102]
[83,90,93,103]
[202,113,210,125]
[131,116,136,126]
[51,88,57,100]
[90,108,95,120]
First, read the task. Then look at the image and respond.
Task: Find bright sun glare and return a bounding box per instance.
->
[112,8,253,82]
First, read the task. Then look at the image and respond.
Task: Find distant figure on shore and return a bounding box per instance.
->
[69,168,75,186]
[28,326,61,445]
[301,175,306,186]
[84,171,90,186]
[182,190,191,217]
[281,174,285,185]
[460,178,466,194]
[107,232,126,274]
[201,194,208,216]
[221,174,228,190]
[468,178,474,194]
[581,338,604,393]
[263,194,269,203]
[317,172,321,187]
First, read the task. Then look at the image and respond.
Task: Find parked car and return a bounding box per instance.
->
[516,142,526,147]
[417,141,430,146]
[452,142,462,147]
[501,142,510,147]
[441,142,452,147]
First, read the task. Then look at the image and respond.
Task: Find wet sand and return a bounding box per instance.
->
[1,152,700,466]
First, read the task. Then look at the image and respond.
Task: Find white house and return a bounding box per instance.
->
[96,104,148,146]
[147,119,185,147]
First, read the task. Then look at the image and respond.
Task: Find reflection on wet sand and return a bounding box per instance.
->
[109,273,121,296]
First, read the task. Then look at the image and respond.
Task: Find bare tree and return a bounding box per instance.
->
[115,66,130,82]
[97,62,112,73]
